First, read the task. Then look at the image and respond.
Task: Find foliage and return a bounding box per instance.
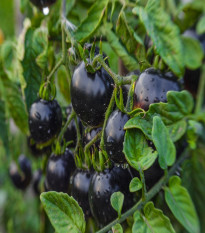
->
[0,0,205,232]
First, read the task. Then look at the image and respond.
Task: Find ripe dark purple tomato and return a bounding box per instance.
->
[33,169,42,195]
[45,148,75,193]
[70,169,93,218]
[29,99,62,144]
[30,0,56,8]
[89,166,134,227]
[71,62,114,127]
[9,155,32,190]
[133,68,181,111]
[104,110,129,164]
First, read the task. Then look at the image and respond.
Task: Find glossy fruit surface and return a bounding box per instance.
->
[63,105,82,147]
[45,148,75,193]
[71,62,114,126]
[33,169,42,195]
[9,155,32,190]
[30,0,56,8]
[134,68,181,111]
[29,99,62,143]
[104,110,129,164]
[70,169,93,218]
[89,166,134,227]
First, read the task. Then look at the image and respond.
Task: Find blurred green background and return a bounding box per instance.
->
[0,0,15,39]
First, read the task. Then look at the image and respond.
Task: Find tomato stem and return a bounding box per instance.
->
[57,110,76,146]
[97,90,116,171]
[96,150,189,233]
[139,168,147,201]
[92,55,133,85]
[84,131,102,154]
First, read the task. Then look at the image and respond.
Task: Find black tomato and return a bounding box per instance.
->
[27,136,51,157]
[89,166,134,227]
[104,110,129,164]
[70,169,93,218]
[30,0,56,8]
[33,169,42,195]
[45,148,75,193]
[133,68,181,111]
[9,155,32,190]
[63,105,82,147]
[29,99,62,144]
[71,62,114,127]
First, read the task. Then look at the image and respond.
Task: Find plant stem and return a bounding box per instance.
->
[195,65,205,114]
[96,150,189,233]
[139,168,146,201]
[92,55,133,85]
[74,115,82,155]
[84,130,102,153]
[46,58,63,83]
[61,23,67,64]
[99,90,115,161]
[57,110,76,144]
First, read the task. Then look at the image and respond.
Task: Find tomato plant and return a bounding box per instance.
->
[0,0,205,233]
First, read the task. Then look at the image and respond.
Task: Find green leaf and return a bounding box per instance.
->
[74,0,109,42]
[124,113,153,140]
[132,202,175,233]
[133,0,184,76]
[167,120,187,142]
[182,145,205,232]
[123,129,158,171]
[104,28,139,71]
[165,176,200,233]
[110,192,124,218]
[129,177,142,192]
[152,116,176,169]
[149,91,194,125]
[40,191,86,233]
[181,36,203,70]
[0,41,17,81]
[116,11,142,54]
[57,66,71,103]
[2,77,28,134]
[0,99,9,154]
[112,223,123,233]
[21,27,48,110]
[187,120,203,149]
[196,14,205,34]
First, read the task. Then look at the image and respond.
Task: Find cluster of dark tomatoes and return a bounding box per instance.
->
[9,28,204,228]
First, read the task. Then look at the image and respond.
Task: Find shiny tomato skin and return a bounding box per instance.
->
[104,110,129,164]
[89,166,134,227]
[29,99,62,144]
[71,62,114,127]
[133,68,181,111]
[45,148,75,193]
[70,169,93,218]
